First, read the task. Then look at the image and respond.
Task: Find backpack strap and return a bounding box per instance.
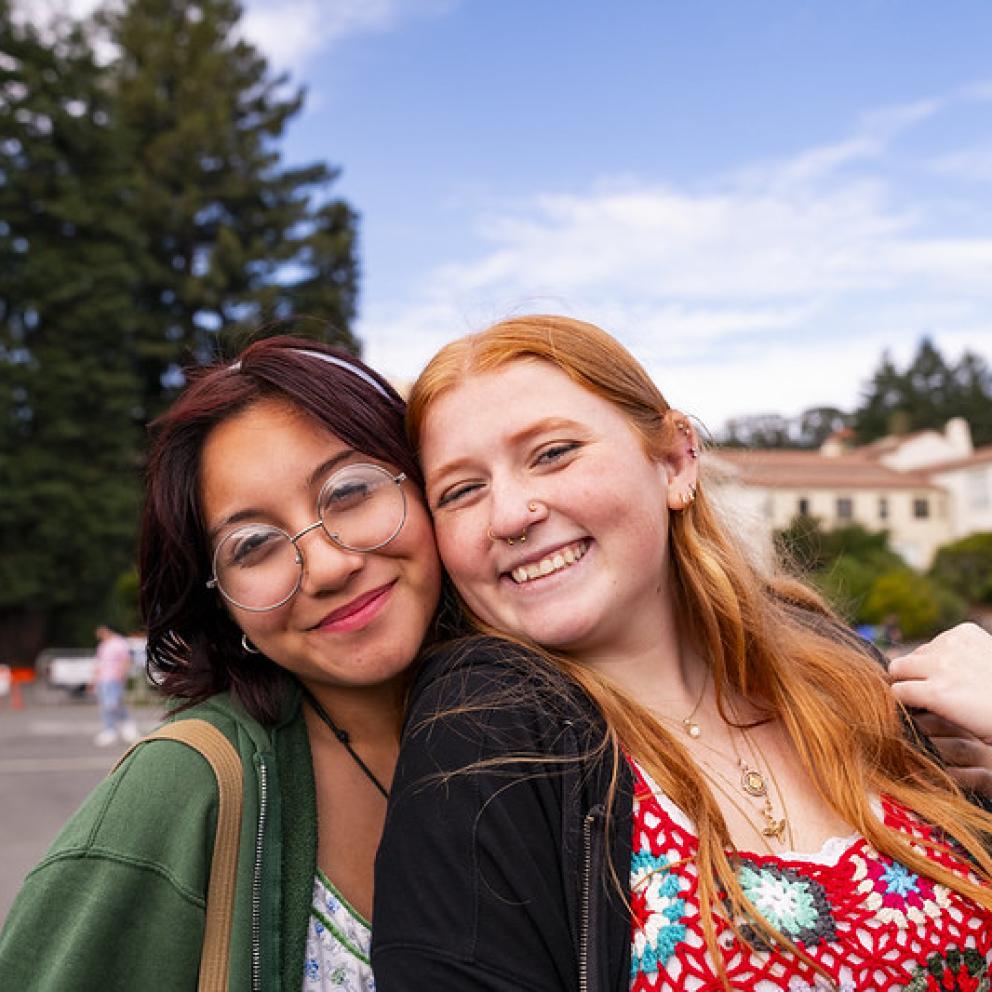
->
[114,719,244,992]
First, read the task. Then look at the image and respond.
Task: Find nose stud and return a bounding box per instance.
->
[488,498,543,545]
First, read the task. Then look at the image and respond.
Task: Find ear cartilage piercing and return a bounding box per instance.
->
[677,419,691,436]
[689,446,699,459]
[528,502,539,513]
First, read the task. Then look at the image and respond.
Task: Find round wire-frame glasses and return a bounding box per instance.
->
[206,463,407,612]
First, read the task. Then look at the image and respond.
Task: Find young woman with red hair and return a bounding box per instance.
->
[372,315,992,992]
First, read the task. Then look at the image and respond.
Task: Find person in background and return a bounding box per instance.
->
[92,624,139,746]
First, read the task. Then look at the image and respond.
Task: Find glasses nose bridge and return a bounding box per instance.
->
[287,517,335,560]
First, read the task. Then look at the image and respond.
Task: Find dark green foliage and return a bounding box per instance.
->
[777,517,903,576]
[929,532,992,605]
[0,0,359,652]
[853,339,992,446]
[0,6,144,647]
[861,570,966,641]
[774,516,967,637]
[101,0,359,416]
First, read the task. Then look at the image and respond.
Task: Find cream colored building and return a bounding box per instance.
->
[710,418,990,569]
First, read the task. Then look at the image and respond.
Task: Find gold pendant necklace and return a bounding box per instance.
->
[737,756,788,842]
[680,667,708,739]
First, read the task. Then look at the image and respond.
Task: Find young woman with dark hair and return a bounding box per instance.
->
[371,315,992,992]
[0,336,448,991]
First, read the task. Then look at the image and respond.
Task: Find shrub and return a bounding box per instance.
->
[929,532,992,605]
[862,569,967,640]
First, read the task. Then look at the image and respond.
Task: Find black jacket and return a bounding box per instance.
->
[372,636,633,992]
[372,628,989,991]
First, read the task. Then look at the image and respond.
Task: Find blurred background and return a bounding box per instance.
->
[2,0,992,667]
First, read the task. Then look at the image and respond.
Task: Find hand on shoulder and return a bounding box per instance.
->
[889,622,992,744]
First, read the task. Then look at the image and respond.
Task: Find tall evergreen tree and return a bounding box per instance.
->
[0,4,145,653]
[1,0,361,654]
[853,338,992,445]
[101,0,359,418]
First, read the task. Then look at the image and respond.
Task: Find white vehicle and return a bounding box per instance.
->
[36,638,148,698]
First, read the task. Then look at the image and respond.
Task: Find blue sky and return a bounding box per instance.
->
[51,0,992,431]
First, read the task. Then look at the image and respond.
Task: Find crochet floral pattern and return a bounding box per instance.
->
[630,848,688,977]
[734,859,837,947]
[904,947,989,992]
[626,758,992,991]
[851,846,952,928]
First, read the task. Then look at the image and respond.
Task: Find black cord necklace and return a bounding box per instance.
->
[302,687,390,800]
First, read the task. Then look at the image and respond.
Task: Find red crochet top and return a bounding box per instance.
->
[628,759,992,992]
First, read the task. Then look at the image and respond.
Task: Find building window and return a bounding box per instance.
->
[836,497,853,520]
[913,497,930,519]
[878,496,888,520]
[797,497,810,516]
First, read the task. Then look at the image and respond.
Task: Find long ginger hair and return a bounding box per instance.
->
[407,313,992,973]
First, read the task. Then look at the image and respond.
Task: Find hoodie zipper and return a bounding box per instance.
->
[251,755,269,992]
[579,810,594,992]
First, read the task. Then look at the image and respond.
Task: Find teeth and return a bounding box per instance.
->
[510,541,587,585]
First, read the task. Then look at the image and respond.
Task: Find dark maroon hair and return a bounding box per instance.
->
[139,335,430,724]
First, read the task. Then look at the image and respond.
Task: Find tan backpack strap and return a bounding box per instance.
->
[115,719,244,992]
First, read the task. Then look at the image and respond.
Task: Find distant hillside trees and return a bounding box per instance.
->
[719,338,992,449]
[0,0,359,653]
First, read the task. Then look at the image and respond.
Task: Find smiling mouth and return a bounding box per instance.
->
[509,540,590,585]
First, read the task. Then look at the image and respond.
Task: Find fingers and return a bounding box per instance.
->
[928,734,992,771]
[912,712,972,739]
[944,766,992,800]
[890,678,933,712]
[926,728,992,800]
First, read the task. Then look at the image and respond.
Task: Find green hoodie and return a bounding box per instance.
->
[0,688,316,991]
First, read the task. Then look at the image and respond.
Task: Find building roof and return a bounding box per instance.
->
[925,444,992,474]
[712,448,943,491]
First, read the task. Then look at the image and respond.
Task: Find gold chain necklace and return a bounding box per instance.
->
[727,722,796,849]
[680,667,708,739]
[690,760,782,855]
[654,691,795,850]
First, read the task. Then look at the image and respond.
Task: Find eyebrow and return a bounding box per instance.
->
[207,449,360,542]
[428,417,582,484]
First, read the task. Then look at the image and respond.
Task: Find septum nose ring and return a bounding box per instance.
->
[487,500,543,545]
[487,526,528,545]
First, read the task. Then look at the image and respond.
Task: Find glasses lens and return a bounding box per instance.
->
[318,464,406,551]
[213,524,300,610]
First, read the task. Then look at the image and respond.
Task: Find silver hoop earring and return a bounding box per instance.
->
[241,634,260,654]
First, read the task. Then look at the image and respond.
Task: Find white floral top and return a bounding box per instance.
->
[302,870,375,991]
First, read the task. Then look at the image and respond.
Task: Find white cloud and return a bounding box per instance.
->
[929,143,992,183]
[240,0,457,70]
[14,0,457,72]
[359,88,992,427]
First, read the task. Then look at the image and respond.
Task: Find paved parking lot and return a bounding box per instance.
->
[0,690,165,921]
